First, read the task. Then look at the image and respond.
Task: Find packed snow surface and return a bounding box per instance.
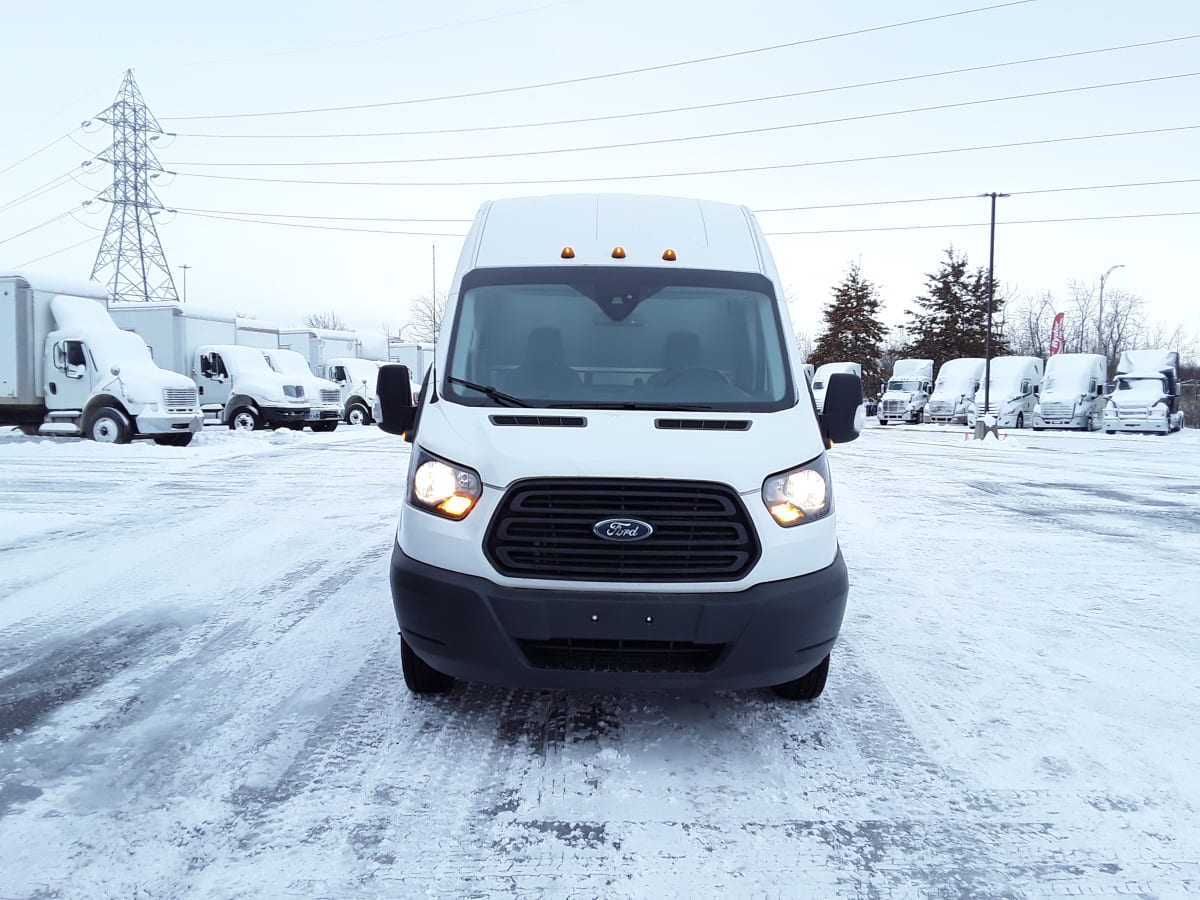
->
[0,422,1198,898]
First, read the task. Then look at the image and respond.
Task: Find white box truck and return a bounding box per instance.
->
[878,359,934,425]
[1033,353,1106,431]
[386,341,435,384]
[279,327,363,374]
[261,347,342,431]
[235,317,281,350]
[970,356,1043,429]
[109,303,310,430]
[1103,349,1185,435]
[1,272,202,444]
[373,193,863,701]
[810,362,861,413]
[325,356,383,425]
[926,358,984,425]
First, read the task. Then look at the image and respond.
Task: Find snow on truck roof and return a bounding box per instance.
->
[0,270,109,300]
[469,194,767,273]
[1043,353,1105,377]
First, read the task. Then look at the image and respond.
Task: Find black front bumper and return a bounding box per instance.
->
[389,545,848,691]
[260,406,310,426]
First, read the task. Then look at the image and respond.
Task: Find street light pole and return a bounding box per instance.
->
[178,264,191,303]
[980,192,1009,417]
[1096,264,1124,361]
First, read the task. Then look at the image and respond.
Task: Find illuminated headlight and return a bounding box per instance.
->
[762,455,832,527]
[410,450,482,520]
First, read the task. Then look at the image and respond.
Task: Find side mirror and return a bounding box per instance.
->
[820,372,863,446]
[377,364,416,438]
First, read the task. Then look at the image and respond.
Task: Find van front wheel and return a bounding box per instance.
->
[401,637,454,694]
[771,653,830,701]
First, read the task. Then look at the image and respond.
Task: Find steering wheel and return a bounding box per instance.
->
[660,366,731,385]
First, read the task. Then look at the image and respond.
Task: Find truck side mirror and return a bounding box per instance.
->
[820,372,863,446]
[377,364,416,439]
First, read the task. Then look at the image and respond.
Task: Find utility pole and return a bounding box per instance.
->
[978,191,1009,435]
[431,245,437,301]
[1096,264,1125,362]
[178,264,191,302]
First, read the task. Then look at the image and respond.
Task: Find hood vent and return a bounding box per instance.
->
[655,418,751,431]
[489,415,587,428]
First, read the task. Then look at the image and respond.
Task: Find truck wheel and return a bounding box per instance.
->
[1105,430,1114,435]
[153,434,193,447]
[229,407,261,431]
[17,424,40,436]
[346,402,370,426]
[311,421,338,433]
[401,637,454,694]
[86,407,131,444]
[771,654,830,701]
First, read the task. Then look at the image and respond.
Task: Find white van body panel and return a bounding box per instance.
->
[927,358,984,424]
[970,356,1043,428]
[1034,353,1106,430]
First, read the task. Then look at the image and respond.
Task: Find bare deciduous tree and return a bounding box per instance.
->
[404,293,447,344]
[303,310,350,331]
[1003,290,1056,358]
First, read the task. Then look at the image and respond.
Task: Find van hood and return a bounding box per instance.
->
[415,402,827,494]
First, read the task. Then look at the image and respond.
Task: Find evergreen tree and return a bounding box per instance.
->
[808,262,887,396]
[904,246,1007,373]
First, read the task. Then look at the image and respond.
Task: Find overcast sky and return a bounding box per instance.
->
[2,0,1197,347]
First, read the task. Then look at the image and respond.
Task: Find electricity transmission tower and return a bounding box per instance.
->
[88,69,179,303]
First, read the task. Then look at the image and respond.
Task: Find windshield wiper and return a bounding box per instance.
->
[548,401,714,411]
[448,376,531,408]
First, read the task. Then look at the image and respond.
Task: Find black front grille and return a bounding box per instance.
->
[655,418,751,431]
[518,638,725,673]
[485,478,760,582]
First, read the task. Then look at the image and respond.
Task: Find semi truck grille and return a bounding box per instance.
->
[927,400,954,417]
[1040,402,1073,419]
[518,638,725,673]
[882,400,907,414]
[485,478,760,582]
[320,389,341,404]
[162,387,198,413]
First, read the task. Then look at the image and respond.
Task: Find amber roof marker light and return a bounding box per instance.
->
[662,248,677,261]
[611,246,626,259]
[560,246,576,259]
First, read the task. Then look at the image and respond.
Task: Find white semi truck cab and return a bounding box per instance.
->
[926,358,984,425]
[1034,353,1106,431]
[970,356,1043,429]
[262,348,342,432]
[192,344,310,430]
[325,356,383,425]
[878,359,934,425]
[374,193,863,702]
[1103,349,1185,435]
[1,272,202,444]
[810,362,861,413]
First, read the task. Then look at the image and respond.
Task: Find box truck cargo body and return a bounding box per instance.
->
[374,193,864,702]
[1,272,202,444]
[279,328,363,373]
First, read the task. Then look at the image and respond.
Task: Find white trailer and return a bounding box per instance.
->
[386,341,435,385]
[878,359,934,425]
[926,358,984,425]
[1034,353,1106,431]
[1,272,202,444]
[1103,349,1185,435]
[810,362,861,413]
[325,356,383,425]
[970,356,1043,429]
[279,327,363,373]
[261,347,342,431]
[109,303,310,430]
[235,317,281,350]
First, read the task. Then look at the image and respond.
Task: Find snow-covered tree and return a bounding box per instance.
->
[808,262,887,396]
[904,246,1006,371]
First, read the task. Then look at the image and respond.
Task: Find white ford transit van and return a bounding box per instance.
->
[377,194,862,701]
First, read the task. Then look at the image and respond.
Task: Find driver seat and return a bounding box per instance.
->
[648,330,701,385]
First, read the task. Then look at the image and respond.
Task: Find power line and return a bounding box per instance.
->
[177,209,467,237]
[0,206,85,246]
[14,235,96,268]
[162,0,1040,120]
[171,35,1200,141]
[0,171,78,214]
[168,124,1200,188]
[0,132,74,177]
[173,206,472,223]
[165,72,1200,168]
[764,210,1200,235]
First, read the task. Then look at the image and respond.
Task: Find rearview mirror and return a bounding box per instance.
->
[820,372,863,446]
[377,364,416,438]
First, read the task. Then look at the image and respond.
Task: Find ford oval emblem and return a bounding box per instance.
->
[592,518,654,542]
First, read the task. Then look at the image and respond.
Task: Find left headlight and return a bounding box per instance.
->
[762,454,832,527]
[410,449,482,520]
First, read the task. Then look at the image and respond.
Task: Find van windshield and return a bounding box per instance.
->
[444,267,795,411]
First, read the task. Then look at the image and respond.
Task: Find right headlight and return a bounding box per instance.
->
[409,449,482,520]
[762,454,832,527]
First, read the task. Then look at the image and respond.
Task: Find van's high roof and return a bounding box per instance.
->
[466,194,770,274]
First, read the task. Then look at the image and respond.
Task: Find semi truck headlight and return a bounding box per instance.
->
[762,455,832,527]
[410,450,482,519]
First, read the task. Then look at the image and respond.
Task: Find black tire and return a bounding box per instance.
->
[17,423,40,436]
[229,407,261,431]
[771,653,830,701]
[346,402,371,426]
[311,421,338,433]
[1106,430,1115,435]
[401,637,454,694]
[1016,413,1025,429]
[86,406,131,444]
[153,433,194,447]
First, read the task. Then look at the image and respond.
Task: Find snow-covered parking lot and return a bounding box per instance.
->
[1,423,1198,899]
